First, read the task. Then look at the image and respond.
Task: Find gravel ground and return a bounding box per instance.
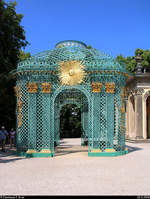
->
[0,138,150,196]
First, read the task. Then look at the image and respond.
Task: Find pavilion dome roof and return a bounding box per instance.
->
[17,40,127,73]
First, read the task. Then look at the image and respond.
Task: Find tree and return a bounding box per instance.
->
[116,48,150,72]
[18,50,31,61]
[60,104,81,138]
[87,45,92,49]
[0,0,29,131]
[135,48,150,67]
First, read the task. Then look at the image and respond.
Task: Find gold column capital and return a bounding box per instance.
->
[105,82,115,93]
[27,83,38,93]
[14,85,22,98]
[91,82,102,93]
[41,82,52,93]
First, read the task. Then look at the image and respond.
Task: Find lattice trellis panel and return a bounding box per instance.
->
[36,92,43,152]
[13,40,129,157]
[99,92,107,151]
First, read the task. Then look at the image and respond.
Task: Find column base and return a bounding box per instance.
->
[26,152,54,158]
[17,149,54,158]
[88,148,128,157]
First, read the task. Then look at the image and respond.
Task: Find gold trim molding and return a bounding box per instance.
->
[17,113,22,128]
[91,149,102,152]
[41,83,52,93]
[27,83,38,93]
[14,85,22,99]
[17,100,23,113]
[105,82,115,93]
[91,82,102,93]
[40,149,51,153]
[26,149,37,154]
[104,148,116,152]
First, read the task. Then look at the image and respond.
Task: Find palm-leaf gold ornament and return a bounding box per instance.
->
[58,60,86,86]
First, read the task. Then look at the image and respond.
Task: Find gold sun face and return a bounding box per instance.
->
[58,60,86,86]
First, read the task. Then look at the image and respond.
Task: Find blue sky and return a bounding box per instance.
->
[6,0,150,57]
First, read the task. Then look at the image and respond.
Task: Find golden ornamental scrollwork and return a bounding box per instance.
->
[105,82,115,93]
[14,85,22,99]
[27,83,38,93]
[17,113,22,128]
[41,83,52,93]
[91,82,102,93]
[120,86,125,98]
[14,85,23,128]
[17,100,23,113]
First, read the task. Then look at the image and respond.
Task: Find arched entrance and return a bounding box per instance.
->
[53,88,89,154]
[146,95,150,139]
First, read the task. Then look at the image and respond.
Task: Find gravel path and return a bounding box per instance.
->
[0,138,150,196]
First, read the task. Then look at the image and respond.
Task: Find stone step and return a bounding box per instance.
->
[126,138,150,143]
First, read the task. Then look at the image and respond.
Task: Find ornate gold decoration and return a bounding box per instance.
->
[121,104,125,114]
[58,60,86,86]
[104,148,116,152]
[26,149,37,154]
[91,82,102,93]
[91,149,102,153]
[17,100,23,113]
[14,85,22,99]
[27,83,38,93]
[14,85,23,128]
[105,82,115,93]
[120,86,124,98]
[41,83,52,93]
[17,113,22,128]
[40,149,51,153]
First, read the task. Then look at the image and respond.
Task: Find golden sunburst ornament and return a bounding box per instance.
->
[59,60,86,86]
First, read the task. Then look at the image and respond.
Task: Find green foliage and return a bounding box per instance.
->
[87,45,92,49]
[116,48,150,72]
[60,104,81,138]
[0,0,29,130]
[18,50,31,61]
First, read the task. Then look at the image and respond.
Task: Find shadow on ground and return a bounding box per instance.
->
[126,145,142,153]
[55,144,88,157]
[0,147,24,163]
[55,144,143,157]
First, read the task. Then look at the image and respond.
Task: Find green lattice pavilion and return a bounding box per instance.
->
[13,40,129,157]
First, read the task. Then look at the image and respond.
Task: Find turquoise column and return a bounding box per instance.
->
[106,93,114,148]
[88,83,102,154]
[41,94,51,152]
[93,93,101,149]
[39,83,53,157]
[50,97,55,156]
[81,111,85,145]
[27,93,37,153]
[87,93,93,153]
[55,108,60,146]
[84,111,88,140]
